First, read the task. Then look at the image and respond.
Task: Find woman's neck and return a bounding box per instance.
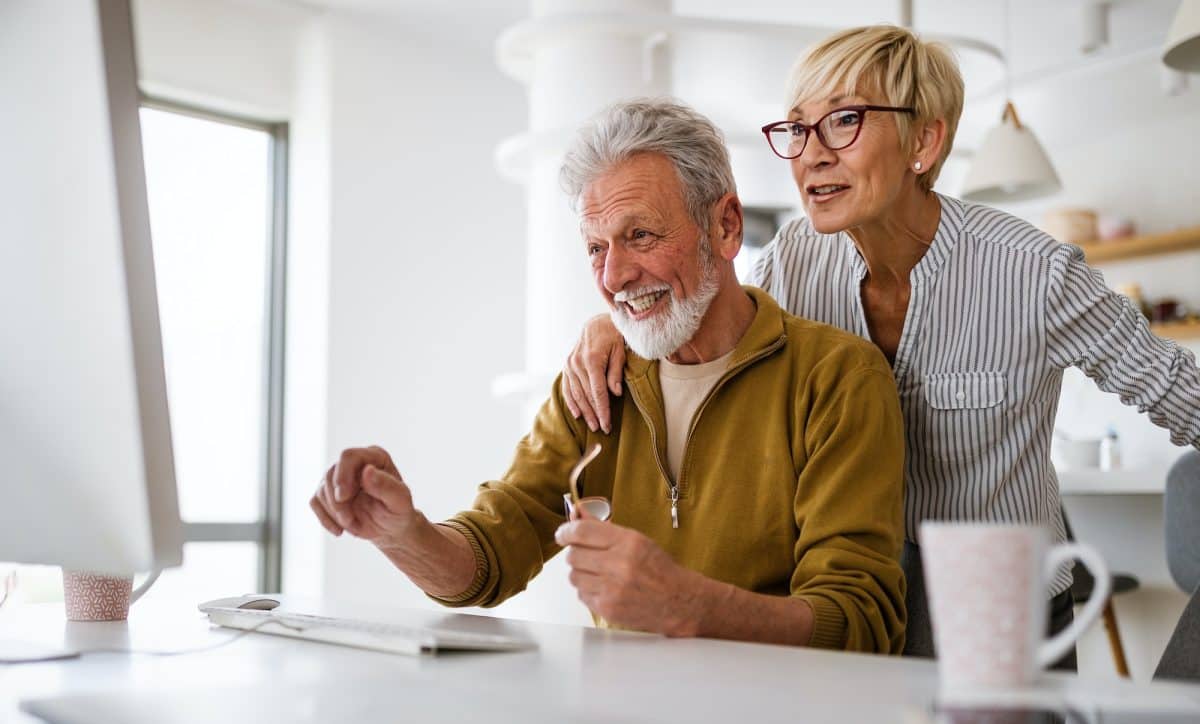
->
[845,187,942,286]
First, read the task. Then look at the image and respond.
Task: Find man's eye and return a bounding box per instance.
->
[587,244,603,257]
[632,230,651,240]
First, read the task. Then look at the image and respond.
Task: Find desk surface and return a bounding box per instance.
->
[3,597,1200,723]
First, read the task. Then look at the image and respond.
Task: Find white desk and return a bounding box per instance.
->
[3,597,1200,723]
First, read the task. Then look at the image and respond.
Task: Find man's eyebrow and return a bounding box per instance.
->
[580,213,659,235]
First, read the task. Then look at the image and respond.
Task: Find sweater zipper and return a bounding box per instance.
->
[629,334,787,530]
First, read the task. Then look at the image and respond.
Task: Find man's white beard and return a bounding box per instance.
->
[610,256,721,360]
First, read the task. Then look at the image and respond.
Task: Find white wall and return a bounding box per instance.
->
[132,0,304,119]
[315,13,548,617]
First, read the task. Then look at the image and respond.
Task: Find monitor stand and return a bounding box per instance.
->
[0,639,80,663]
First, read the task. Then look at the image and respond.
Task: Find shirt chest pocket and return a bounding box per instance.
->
[919,371,1008,463]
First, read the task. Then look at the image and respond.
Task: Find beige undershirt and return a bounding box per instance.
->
[657,349,735,482]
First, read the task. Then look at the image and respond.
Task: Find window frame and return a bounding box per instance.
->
[140,95,288,593]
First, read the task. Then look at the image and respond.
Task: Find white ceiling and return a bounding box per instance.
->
[278,0,1181,80]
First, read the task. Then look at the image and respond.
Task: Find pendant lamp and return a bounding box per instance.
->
[1164,0,1200,72]
[961,101,1061,203]
[961,1,1061,204]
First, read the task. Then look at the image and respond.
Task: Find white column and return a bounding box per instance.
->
[496,0,671,408]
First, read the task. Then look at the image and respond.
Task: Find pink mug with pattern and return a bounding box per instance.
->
[919,522,1109,697]
[62,570,160,621]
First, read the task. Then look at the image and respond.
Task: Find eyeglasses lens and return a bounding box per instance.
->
[820,109,863,150]
[767,125,803,159]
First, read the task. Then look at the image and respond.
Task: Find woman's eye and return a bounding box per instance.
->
[834,111,861,127]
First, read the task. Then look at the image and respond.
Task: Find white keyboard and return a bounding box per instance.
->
[202,607,536,656]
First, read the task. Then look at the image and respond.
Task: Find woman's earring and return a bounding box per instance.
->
[914,161,923,171]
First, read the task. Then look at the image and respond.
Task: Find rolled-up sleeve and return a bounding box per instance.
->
[1045,244,1200,449]
[430,376,585,608]
[792,355,908,654]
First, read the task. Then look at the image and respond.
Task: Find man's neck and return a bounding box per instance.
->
[665,275,755,365]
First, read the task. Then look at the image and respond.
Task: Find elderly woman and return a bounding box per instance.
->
[560,25,1200,665]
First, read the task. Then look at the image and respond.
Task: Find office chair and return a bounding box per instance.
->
[1154,451,1200,683]
[1062,507,1137,678]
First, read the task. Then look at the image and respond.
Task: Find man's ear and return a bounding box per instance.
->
[710,193,743,262]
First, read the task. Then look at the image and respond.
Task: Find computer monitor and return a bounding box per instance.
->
[0,0,183,577]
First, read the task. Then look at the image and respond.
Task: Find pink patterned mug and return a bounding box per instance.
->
[62,570,159,621]
[919,522,1109,697]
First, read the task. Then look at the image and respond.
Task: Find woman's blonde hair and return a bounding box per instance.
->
[785,25,963,192]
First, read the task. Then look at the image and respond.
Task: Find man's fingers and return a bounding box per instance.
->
[360,464,413,516]
[564,545,606,574]
[309,495,343,536]
[319,479,354,530]
[332,446,392,503]
[555,519,616,549]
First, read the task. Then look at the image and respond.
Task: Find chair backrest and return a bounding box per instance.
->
[1165,451,1200,594]
[1154,584,1200,682]
[1155,451,1200,683]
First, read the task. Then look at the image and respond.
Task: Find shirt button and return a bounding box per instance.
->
[956,390,966,401]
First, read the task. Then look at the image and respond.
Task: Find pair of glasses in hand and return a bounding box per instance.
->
[562,443,611,522]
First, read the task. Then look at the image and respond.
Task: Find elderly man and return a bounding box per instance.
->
[311,99,907,654]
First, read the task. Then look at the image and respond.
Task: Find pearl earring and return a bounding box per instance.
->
[914,161,923,171]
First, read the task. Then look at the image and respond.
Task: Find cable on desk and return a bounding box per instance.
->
[73,618,283,658]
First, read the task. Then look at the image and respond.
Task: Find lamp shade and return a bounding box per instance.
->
[961,101,1061,204]
[1163,0,1200,72]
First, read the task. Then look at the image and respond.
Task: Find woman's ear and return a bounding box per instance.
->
[912,117,947,173]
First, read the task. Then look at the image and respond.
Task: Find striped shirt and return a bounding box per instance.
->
[751,193,1200,595]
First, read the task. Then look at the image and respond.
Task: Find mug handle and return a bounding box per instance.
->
[129,568,162,605]
[1036,542,1109,668]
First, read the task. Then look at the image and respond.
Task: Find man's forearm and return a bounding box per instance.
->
[376,516,477,598]
[678,571,816,647]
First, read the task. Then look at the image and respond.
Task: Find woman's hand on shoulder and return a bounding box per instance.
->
[563,314,625,434]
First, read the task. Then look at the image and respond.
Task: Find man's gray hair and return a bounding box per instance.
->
[559,98,737,232]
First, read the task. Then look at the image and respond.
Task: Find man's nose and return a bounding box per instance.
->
[603,244,638,295]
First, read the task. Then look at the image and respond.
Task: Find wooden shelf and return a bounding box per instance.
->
[1076,226,1200,263]
[1151,319,1200,341]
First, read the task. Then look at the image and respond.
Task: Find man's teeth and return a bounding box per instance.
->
[626,290,666,313]
[812,185,847,195]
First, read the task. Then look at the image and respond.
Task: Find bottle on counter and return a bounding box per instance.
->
[1099,425,1121,471]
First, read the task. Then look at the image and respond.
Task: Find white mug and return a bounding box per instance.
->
[62,570,160,622]
[919,522,1110,696]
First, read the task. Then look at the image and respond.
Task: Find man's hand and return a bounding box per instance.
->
[555,516,711,637]
[562,314,626,434]
[310,445,478,599]
[310,446,420,550]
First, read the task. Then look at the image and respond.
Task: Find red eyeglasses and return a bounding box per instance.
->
[761,105,915,159]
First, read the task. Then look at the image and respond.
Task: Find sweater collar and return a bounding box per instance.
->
[624,286,787,382]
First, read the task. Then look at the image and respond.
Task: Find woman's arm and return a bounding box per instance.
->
[1045,244,1200,448]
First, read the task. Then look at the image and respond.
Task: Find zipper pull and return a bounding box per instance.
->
[669,486,679,529]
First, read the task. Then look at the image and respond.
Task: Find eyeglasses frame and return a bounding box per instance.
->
[761,105,917,160]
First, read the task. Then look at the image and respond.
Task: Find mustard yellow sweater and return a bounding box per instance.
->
[438,287,907,654]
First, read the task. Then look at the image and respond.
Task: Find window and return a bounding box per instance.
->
[138,100,288,603]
